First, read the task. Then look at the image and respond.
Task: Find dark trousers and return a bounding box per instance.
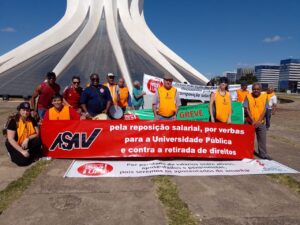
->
[265,108,272,129]
[255,124,268,158]
[5,137,42,166]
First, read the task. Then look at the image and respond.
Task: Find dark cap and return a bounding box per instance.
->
[18,102,31,110]
[163,74,173,80]
[219,77,228,84]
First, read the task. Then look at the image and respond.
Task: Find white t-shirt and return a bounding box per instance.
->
[268,95,277,109]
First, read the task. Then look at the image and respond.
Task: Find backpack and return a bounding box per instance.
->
[2,113,18,138]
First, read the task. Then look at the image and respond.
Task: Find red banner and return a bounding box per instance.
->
[41,120,255,160]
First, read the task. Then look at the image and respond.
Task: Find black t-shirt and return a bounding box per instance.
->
[6,118,38,142]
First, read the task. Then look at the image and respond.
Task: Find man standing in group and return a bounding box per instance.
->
[63,76,83,113]
[266,86,277,130]
[132,80,145,110]
[117,78,133,113]
[104,73,119,106]
[80,73,112,118]
[236,82,249,103]
[43,94,80,120]
[243,83,271,160]
[152,74,181,120]
[30,72,61,120]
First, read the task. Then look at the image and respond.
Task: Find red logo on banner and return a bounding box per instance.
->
[147,79,163,93]
[123,113,139,120]
[77,163,113,176]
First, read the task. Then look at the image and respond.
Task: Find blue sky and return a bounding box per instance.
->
[0,0,299,78]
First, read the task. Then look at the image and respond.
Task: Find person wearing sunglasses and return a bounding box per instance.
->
[80,73,112,118]
[103,73,120,106]
[63,76,83,113]
[152,74,181,120]
[30,72,61,120]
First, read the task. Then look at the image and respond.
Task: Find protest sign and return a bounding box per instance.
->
[65,159,299,178]
[41,120,254,160]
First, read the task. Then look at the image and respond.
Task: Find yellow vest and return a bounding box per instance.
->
[104,83,118,105]
[17,119,36,145]
[246,93,267,122]
[236,89,249,102]
[118,87,129,108]
[267,92,275,102]
[158,86,177,117]
[215,90,231,123]
[49,106,70,120]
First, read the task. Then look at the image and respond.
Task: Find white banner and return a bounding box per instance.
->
[142,74,252,102]
[64,159,299,178]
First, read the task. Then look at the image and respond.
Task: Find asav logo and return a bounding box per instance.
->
[49,128,102,151]
[147,79,163,93]
[77,163,113,176]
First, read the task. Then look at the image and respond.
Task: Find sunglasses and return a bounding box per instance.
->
[164,79,173,82]
[91,78,99,81]
[73,81,80,84]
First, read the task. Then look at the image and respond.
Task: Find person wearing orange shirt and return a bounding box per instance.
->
[236,82,249,102]
[103,73,119,106]
[5,102,42,166]
[117,78,133,113]
[152,74,181,120]
[43,94,80,121]
[243,83,271,160]
[209,77,232,123]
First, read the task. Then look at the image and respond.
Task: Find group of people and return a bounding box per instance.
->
[4,71,146,166]
[209,77,277,160]
[4,71,277,166]
[30,72,146,121]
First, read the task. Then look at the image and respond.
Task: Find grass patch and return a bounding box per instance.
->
[0,160,51,214]
[268,174,300,194]
[152,176,199,225]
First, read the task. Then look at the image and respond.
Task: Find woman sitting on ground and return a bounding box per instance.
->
[5,102,42,166]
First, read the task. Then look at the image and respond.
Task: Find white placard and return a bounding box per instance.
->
[64,159,299,178]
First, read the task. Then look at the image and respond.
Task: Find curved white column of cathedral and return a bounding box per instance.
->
[0,0,209,97]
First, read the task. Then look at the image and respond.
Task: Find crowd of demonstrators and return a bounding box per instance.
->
[63,76,83,114]
[103,73,119,106]
[209,77,232,123]
[236,82,249,103]
[80,73,112,119]
[265,86,277,130]
[152,74,181,120]
[117,78,133,113]
[243,83,271,160]
[30,72,60,120]
[5,102,42,166]
[43,94,80,121]
[132,80,145,110]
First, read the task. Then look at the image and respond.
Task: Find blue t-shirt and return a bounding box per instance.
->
[80,85,112,116]
[132,86,144,107]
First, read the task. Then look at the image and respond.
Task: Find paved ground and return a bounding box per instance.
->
[0,95,299,225]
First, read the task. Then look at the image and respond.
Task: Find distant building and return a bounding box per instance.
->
[254,65,280,90]
[279,59,300,92]
[224,71,237,83]
[236,67,254,81]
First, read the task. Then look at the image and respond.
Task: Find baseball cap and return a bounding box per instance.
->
[163,74,173,80]
[107,73,115,77]
[18,102,31,111]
